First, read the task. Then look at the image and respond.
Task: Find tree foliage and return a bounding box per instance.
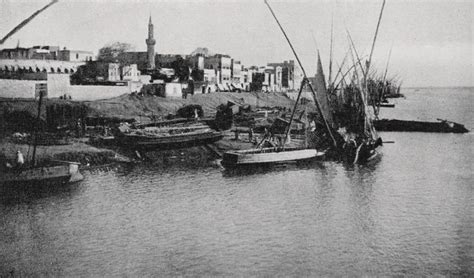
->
[97,42,133,63]
[250,72,265,91]
[191,69,204,82]
[170,56,190,82]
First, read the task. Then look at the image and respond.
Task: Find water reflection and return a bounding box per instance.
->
[0,180,81,207]
[222,160,327,177]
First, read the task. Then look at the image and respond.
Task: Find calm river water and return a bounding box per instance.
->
[1,87,473,276]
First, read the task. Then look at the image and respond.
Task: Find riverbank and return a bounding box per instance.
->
[0,91,306,167]
[0,138,128,167]
[85,91,298,122]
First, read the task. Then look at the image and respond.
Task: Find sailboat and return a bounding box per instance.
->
[221,75,327,168]
[223,0,386,168]
[311,53,383,164]
[0,89,83,186]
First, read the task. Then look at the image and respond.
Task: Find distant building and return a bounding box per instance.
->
[72,61,121,82]
[58,48,93,62]
[203,69,216,83]
[188,54,205,71]
[205,54,232,86]
[122,64,140,81]
[1,45,93,62]
[0,45,93,75]
[267,60,297,91]
[231,59,242,84]
[1,45,58,60]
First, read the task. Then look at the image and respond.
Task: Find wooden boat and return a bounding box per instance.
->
[221,147,325,168]
[379,103,395,108]
[374,118,469,133]
[115,125,223,151]
[0,162,83,186]
[0,90,83,186]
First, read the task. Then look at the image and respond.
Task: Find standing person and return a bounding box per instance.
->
[194,108,199,120]
[248,128,254,143]
[16,150,24,168]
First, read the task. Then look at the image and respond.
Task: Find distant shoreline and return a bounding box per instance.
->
[402,86,474,90]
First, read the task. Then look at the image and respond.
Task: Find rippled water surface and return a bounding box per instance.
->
[1,88,473,276]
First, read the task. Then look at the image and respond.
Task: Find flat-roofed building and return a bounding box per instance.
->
[205,54,232,86]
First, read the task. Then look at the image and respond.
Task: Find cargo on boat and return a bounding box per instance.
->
[114,123,223,151]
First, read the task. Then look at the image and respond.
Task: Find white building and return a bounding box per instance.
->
[122,64,140,81]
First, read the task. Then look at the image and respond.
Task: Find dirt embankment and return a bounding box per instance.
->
[1,91,300,125]
[85,92,297,122]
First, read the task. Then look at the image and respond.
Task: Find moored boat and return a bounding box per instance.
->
[0,89,83,186]
[114,124,223,151]
[374,119,469,133]
[0,162,83,186]
[221,147,325,168]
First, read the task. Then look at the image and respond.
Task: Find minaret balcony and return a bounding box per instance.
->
[146,38,156,45]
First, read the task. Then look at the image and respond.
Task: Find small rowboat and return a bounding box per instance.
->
[221,147,325,168]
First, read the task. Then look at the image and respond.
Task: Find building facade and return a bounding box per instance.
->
[58,49,93,62]
[205,54,231,86]
[1,45,92,62]
[231,59,241,84]
[267,60,298,91]
[121,64,140,81]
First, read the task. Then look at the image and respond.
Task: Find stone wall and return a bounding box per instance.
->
[0,73,133,100]
[0,79,37,98]
[69,85,130,101]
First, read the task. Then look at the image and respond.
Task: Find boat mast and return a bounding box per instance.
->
[364,0,386,134]
[283,78,307,148]
[31,90,44,166]
[366,0,386,76]
[264,0,338,148]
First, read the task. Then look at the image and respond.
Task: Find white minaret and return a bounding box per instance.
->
[145,16,156,70]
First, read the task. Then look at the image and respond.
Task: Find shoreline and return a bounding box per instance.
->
[0,91,302,168]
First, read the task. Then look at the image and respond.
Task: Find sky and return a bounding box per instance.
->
[0,0,472,87]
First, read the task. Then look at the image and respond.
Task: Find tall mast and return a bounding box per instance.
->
[264,0,338,147]
[328,13,334,86]
[366,0,387,77]
[283,78,307,148]
[0,0,58,45]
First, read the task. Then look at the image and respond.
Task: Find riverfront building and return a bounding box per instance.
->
[0,45,93,74]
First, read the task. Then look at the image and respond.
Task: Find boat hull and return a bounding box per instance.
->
[221,148,325,168]
[117,131,223,151]
[0,163,83,186]
[374,119,469,133]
